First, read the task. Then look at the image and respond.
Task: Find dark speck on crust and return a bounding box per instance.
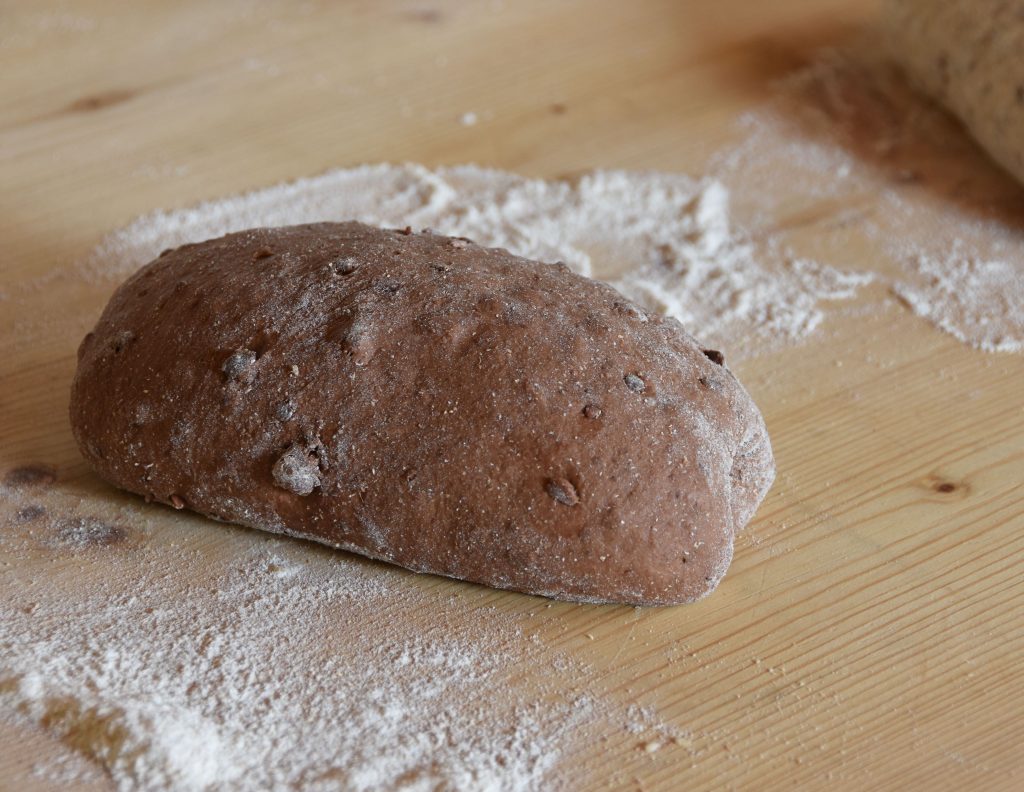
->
[374,278,402,296]
[702,349,725,366]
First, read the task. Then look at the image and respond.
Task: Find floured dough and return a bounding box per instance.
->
[70,222,774,605]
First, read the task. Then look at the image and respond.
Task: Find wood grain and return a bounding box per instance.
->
[2,0,1022,790]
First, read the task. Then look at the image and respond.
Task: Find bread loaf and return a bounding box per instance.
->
[70,222,774,605]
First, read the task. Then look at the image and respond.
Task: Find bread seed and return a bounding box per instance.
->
[273,445,321,496]
[613,301,648,322]
[624,373,646,393]
[329,258,359,276]
[545,477,579,506]
[223,349,257,380]
[110,330,135,353]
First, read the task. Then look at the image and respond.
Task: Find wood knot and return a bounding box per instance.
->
[67,88,136,114]
[922,474,969,500]
[4,465,57,489]
[54,517,129,548]
[15,504,46,524]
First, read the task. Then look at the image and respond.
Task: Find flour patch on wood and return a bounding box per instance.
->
[0,485,690,791]
[1,544,568,790]
[80,164,873,356]
[711,44,1024,354]
[894,253,1024,353]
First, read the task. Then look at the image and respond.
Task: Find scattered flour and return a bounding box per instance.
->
[0,484,685,791]
[712,44,1024,353]
[79,71,1024,360]
[893,253,1024,353]
[81,163,873,354]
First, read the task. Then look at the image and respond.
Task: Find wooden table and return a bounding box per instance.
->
[2,1,1022,789]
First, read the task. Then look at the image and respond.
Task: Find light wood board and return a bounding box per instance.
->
[2,1,1022,789]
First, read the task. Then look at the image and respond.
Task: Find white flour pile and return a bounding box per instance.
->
[712,45,1024,353]
[82,164,873,354]
[893,252,1024,353]
[0,550,550,791]
[0,484,672,791]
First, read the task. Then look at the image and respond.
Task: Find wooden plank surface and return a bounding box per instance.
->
[2,0,1023,789]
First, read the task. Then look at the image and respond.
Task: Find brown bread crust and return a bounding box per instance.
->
[70,222,774,605]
